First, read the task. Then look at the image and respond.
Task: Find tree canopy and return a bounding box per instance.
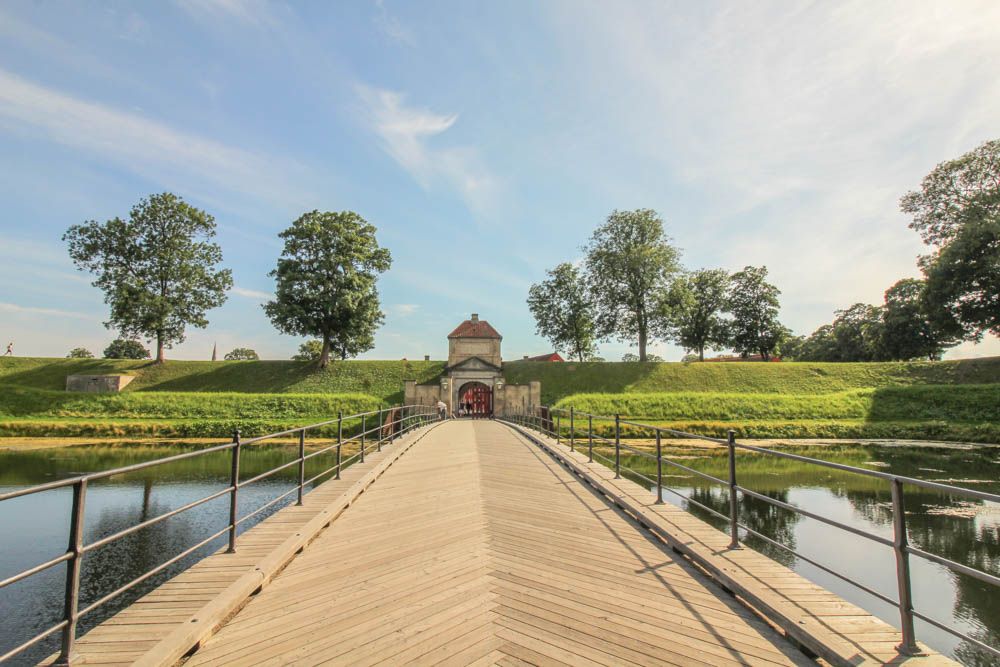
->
[669,268,731,361]
[224,347,259,361]
[103,338,151,359]
[527,262,598,362]
[64,193,232,363]
[292,340,323,362]
[67,347,94,359]
[584,209,682,361]
[264,211,391,368]
[727,266,785,360]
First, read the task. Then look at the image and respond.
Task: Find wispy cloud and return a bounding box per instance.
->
[232,286,272,300]
[387,303,419,317]
[373,0,415,46]
[0,302,98,321]
[0,68,313,209]
[357,85,498,213]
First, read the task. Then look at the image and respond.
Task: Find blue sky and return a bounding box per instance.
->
[1,0,998,361]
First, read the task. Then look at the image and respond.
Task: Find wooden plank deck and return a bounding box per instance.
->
[183,420,814,667]
[46,419,956,666]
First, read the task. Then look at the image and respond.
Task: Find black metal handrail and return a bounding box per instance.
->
[0,404,437,664]
[502,405,1000,661]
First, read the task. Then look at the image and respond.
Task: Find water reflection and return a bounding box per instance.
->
[0,441,345,665]
[615,443,999,663]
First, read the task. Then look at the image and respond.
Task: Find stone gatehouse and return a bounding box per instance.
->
[403,314,540,416]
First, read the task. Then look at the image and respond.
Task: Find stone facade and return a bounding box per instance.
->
[66,374,135,393]
[403,314,540,416]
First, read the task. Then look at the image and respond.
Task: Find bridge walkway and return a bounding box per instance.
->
[183,420,812,666]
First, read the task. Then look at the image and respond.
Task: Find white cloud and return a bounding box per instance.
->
[357,86,498,213]
[387,303,419,317]
[374,0,415,46]
[232,286,272,300]
[544,0,1000,333]
[0,68,314,209]
[0,302,98,321]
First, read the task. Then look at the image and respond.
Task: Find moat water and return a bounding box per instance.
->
[0,440,997,665]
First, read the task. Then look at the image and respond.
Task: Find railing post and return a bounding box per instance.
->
[727,430,740,549]
[228,430,241,553]
[55,478,87,666]
[336,411,343,480]
[377,407,384,450]
[362,414,367,460]
[655,430,664,504]
[614,414,621,479]
[556,413,561,446]
[297,429,305,506]
[892,479,920,655]
[569,407,575,452]
[588,414,593,462]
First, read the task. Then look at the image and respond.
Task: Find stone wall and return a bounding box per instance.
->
[447,337,501,368]
[404,380,442,407]
[66,375,135,393]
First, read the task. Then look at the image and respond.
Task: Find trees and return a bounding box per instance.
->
[67,347,94,359]
[224,347,259,361]
[727,266,785,360]
[292,340,323,361]
[64,193,232,363]
[669,268,731,361]
[830,303,884,361]
[264,211,391,368]
[584,209,682,361]
[622,352,664,362]
[880,278,961,360]
[902,139,1000,339]
[103,338,150,359]
[527,263,598,362]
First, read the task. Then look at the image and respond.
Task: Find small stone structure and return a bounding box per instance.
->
[404,314,540,416]
[66,375,135,393]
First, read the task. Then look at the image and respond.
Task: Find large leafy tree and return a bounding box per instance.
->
[727,266,785,360]
[224,347,259,361]
[831,303,884,361]
[64,193,232,363]
[902,139,1000,339]
[669,268,731,361]
[584,209,682,361]
[67,347,94,359]
[527,262,598,362]
[880,278,961,360]
[292,340,322,361]
[103,338,151,359]
[264,211,391,368]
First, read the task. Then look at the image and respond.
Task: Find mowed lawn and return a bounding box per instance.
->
[1,357,998,441]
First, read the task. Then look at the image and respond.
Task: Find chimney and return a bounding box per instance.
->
[424,355,430,361]
[470,313,479,321]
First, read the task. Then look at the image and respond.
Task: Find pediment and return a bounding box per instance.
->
[447,356,502,373]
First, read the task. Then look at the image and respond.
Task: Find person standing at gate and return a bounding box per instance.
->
[436,400,447,421]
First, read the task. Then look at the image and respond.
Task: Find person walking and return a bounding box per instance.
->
[3,341,12,356]
[436,400,447,421]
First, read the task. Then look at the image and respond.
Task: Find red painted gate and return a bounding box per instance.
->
[459,382,493,417]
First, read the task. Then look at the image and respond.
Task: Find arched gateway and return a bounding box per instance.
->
[403,313,541,416]
[459,381,493,417]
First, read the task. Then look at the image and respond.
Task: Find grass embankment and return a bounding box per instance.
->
[554,385,1000,442]
[2,356,998,442]
[0,388,381,438]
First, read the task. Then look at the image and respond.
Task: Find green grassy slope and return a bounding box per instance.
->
[0,358,445,400]
[504,358,1000,404]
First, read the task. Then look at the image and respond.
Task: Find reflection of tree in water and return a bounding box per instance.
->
[843,484,1000,663]
[686,485,799,567]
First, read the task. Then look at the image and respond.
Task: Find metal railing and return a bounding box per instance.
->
[502,405,1000,661]
[0,404,437,664]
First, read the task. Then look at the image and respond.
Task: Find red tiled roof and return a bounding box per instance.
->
[524,352,564,362]
[448,318,502,339]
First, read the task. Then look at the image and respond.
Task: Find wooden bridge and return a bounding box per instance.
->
[37,419,955,666]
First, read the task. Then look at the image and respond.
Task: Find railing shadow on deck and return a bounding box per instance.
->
[0,404,438,664]
[501,405,1000,663]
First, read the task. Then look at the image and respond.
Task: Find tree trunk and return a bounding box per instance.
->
[319,334,331,368]
[698,346,704,362]
[156,331,165,364]
[638,321,647,362]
